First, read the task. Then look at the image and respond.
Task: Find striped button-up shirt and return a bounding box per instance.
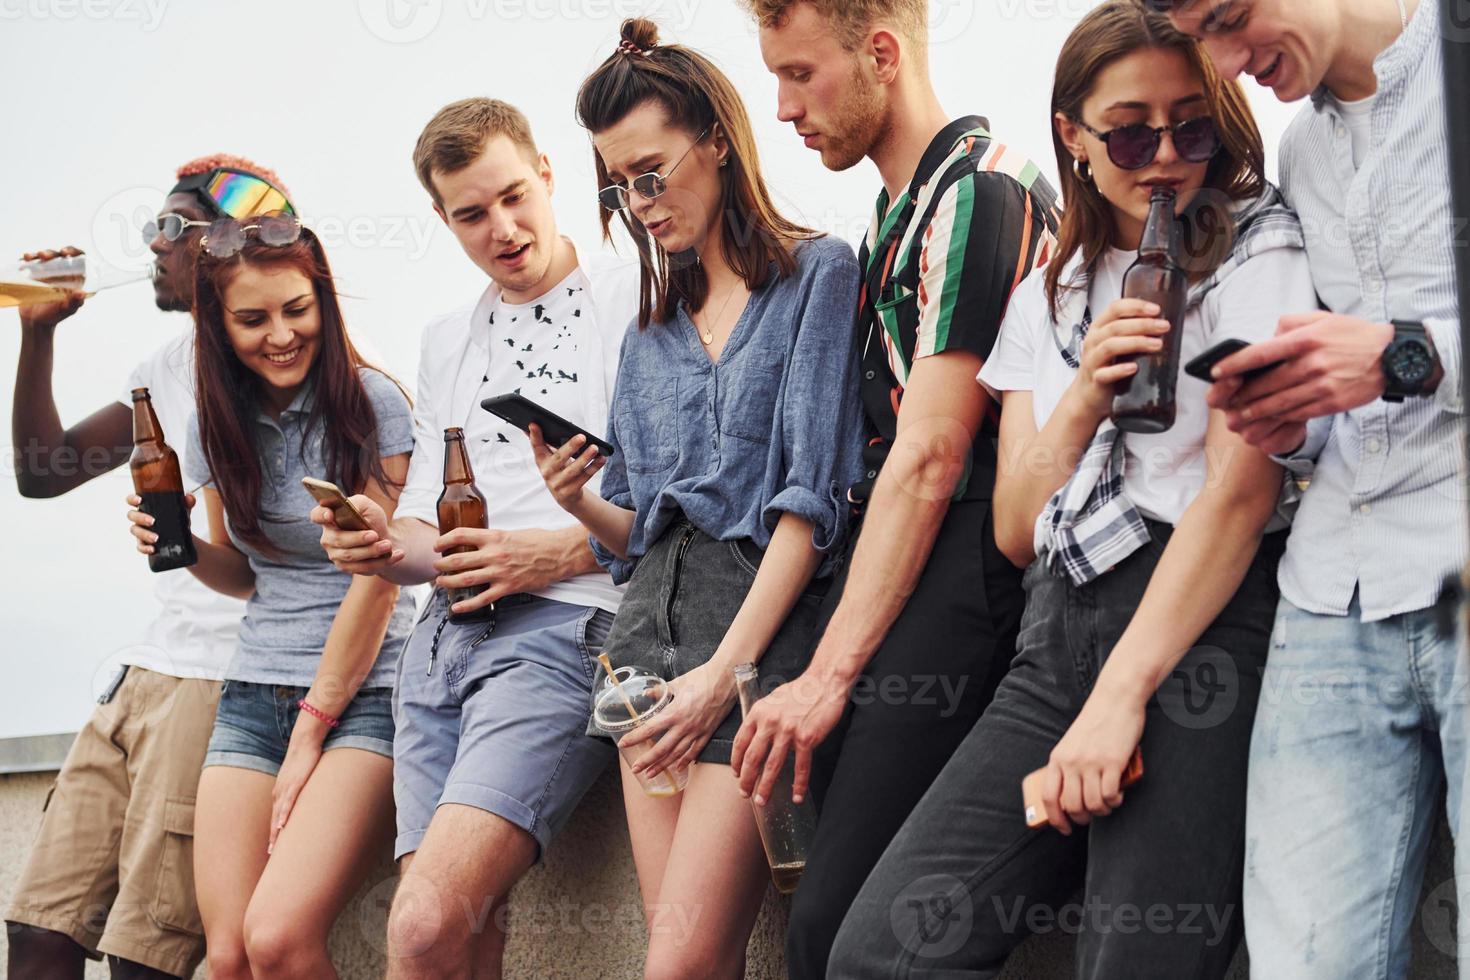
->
[1276,0,1465,622]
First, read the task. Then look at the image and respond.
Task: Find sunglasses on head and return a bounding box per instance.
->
[598,128,710,213]
[1073,115,1222,171]
[195,212,303,259]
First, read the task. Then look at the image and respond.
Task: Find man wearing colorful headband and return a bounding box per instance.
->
[311,98,635,979]
[6,154,293,980]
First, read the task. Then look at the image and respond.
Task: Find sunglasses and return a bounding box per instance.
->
[1073,115,1222,171]
[598,129,709,213]
[198,212,303,259]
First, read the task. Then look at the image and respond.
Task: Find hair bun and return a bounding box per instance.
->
[619,17,660,53]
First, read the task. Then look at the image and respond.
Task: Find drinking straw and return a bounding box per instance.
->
[597,653,678,795]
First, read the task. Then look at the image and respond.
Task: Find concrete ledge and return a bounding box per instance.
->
[1,766,1459,978]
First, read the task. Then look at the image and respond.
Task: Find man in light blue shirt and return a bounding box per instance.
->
[1157,0,1467,975]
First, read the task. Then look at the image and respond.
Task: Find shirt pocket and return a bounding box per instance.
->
[718,348,784,444]
[616,380,680,475]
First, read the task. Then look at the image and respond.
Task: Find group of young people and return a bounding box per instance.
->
[6,0,1464,978]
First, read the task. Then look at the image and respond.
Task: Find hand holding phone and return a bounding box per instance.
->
[1022,748,1144,830]
[480,393,616,457]
[301,477,370,532]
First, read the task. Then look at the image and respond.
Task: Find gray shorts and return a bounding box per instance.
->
[593,522,829,764]
[392,591,615,861]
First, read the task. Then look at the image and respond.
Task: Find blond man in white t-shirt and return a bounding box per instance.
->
[312,98,636,980]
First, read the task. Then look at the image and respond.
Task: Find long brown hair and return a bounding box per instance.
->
[191,228,405,553]
[1046,2,1266,318]
[575,17,818,329]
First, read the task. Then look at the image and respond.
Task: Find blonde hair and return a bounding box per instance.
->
[737,0,927,49]
[412,98,539,208]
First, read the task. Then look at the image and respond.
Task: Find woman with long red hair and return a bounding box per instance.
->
[125,219,415,980]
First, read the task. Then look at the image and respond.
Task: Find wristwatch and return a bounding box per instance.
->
[1381,320,1441,402]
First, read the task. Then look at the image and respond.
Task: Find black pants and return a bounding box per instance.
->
[826,522,1286,980]
[787,499,1024,980]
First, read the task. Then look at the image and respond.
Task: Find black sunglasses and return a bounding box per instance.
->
[598,129,710,212]
[1074,116,1222,171]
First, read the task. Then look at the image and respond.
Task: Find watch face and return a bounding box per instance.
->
[1388,339,1433,384]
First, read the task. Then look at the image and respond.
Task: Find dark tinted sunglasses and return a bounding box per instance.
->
[598,128,709,212]
[1074,116,1222,171]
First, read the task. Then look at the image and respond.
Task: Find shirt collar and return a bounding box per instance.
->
[256,378,314,426]
[1310,0,1432,111]
[909,115,989,197]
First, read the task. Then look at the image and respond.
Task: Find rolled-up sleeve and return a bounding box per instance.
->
[761,240,865,557]
[592,401,638,584]
[1426,316,1463,415]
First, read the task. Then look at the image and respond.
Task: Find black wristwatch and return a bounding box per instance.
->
[1381,320,1441,402]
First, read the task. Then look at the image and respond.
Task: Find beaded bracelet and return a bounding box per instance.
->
[297,698,340,728]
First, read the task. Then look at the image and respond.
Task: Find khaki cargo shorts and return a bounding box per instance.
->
[5,666,221,978]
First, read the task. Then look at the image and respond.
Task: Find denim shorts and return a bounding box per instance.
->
[203,680,395,776]
[594,522,830,764]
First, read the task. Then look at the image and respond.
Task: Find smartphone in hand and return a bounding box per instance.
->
[1022,748,1145,829]
[480,393,616,457]
[302,477,370,532]
[1184,338,1286,384]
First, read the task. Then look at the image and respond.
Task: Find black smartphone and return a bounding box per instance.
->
[480,393,617,458]
[1184,338,1285,384]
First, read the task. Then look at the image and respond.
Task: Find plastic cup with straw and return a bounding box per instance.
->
[593,654,687,797]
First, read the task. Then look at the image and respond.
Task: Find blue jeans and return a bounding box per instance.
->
[1244,596,1469,978]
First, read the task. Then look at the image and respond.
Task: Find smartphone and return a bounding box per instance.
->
[1022,748,1145,829]
[1184,338,1285,384]
[301,477,370,532]
[480,393,616,458]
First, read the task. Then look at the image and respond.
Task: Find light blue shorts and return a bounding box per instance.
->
[391,592,615,861]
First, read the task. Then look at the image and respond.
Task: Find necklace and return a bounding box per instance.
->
[695,282,741,346]
[1396,0,1407,29]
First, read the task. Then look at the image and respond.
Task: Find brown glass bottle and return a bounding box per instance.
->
[129,387,197,572]
[437,427,492,624]
[1112,186,1188,434]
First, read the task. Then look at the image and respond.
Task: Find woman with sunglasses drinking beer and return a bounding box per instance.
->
[826,5,1318,977]
[124,220,416,980]
[530,18,864,978]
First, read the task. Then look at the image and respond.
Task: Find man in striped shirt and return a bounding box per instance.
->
[1156,1,1468,976]
[733,2,1059,976]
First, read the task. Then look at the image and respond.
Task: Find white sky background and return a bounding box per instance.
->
[0,0,1304,738]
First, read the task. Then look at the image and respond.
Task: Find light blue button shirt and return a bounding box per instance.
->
[186,367,418,686]
[1274,0,1465,622]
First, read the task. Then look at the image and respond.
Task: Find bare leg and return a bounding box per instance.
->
[243,749,395,980]
[642,763,769,980]
[617,754,684,929]
[386,803,539,980]
[193,767,273,980]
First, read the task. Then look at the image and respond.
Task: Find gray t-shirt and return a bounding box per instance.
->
[186,367,417,688]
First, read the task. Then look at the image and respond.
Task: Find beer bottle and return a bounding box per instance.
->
[129,387,198,572]
[1112,186,1188,433]
[437,427,492,624]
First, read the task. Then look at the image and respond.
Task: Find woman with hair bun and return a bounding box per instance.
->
[532,17,865,977]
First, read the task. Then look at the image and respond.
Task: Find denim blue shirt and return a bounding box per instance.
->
[595,235,865,583]
[185,367,418,687]
[1272,0,1466,622]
